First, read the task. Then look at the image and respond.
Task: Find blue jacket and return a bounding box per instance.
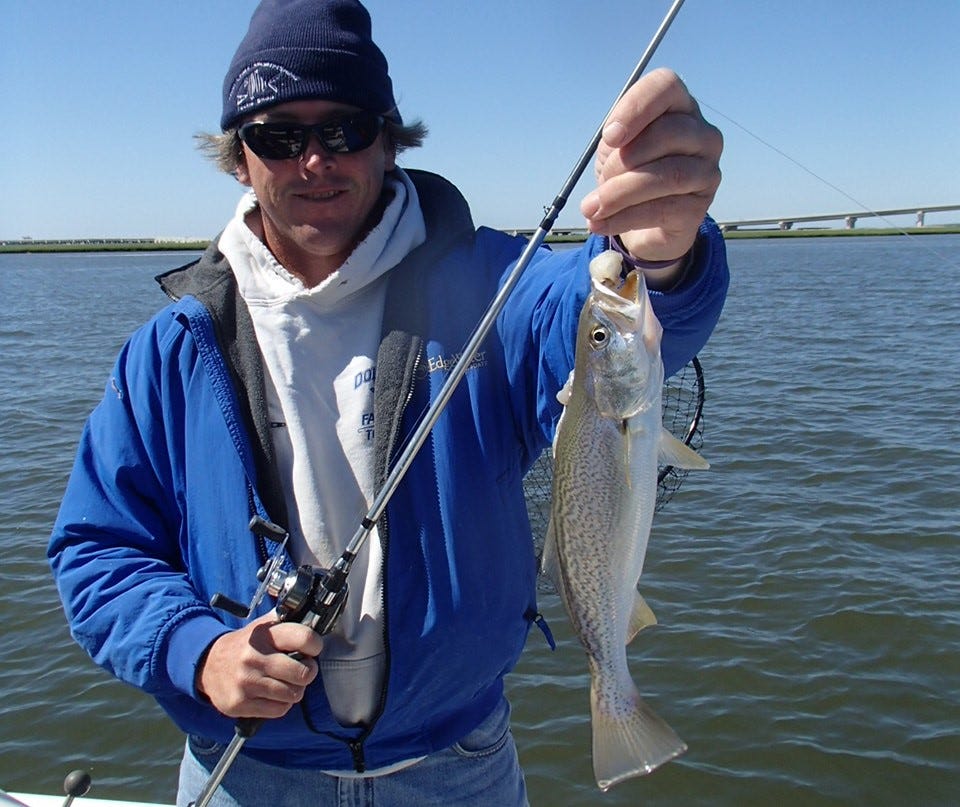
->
[49,170,728,772]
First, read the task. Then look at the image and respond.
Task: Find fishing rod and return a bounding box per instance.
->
[190,2,685,803]
[356,0,685,550]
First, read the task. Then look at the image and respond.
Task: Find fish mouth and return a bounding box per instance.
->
[587,252,644,327]
[591,278,642,333]
[591,268,663,353]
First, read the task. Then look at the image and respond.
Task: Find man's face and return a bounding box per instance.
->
[236,99,396,286]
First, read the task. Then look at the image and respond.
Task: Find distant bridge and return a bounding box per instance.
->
[505,227,588,238]
[505,204,960,238]
[718,204,960,231]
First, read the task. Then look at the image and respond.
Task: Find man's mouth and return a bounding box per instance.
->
[298,189,344,201]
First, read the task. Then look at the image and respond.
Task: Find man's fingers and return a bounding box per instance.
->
[602,68,699,147]
[588,153,717,212]
[584,193,714,252]
[255,619,324,659]
[596,111,723,184]
[197,613,324,720]
[206,640,319,719]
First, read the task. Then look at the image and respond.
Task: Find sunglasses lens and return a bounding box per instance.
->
[239,123,305,160]
[240,113,385,160]
[319,112,384,153]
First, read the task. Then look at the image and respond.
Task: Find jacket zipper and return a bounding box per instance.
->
[342,344,424,773]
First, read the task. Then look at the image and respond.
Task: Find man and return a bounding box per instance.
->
[49,1,728,804]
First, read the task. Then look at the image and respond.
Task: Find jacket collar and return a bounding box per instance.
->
[152,169,476,529]
[155,169,474,304]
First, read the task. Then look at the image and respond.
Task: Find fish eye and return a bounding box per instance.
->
[589,326,608,347]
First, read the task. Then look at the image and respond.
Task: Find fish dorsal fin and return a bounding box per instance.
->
[627,591,658,644]
[658,428,710,470]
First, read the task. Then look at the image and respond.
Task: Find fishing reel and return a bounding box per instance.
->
[210,516,349,637]
[258,561,349,635]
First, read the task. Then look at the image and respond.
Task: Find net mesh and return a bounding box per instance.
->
[523,357,705,571]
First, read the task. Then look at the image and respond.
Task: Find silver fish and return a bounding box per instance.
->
[542,250,709,791]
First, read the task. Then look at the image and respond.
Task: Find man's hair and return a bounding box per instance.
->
[195,117,428,175]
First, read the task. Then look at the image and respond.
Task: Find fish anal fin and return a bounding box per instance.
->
[658,428,709,470]
[626,591,657,644]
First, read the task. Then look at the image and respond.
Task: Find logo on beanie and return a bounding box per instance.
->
[232,63,301,116]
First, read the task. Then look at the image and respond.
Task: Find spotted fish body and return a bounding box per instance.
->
[542,250,709,791]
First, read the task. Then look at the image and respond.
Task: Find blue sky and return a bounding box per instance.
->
[3,0,958,240]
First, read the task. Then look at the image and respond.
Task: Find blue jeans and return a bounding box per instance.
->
[176,697,528,806]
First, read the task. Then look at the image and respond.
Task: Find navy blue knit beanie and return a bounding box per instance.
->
[221,0,399,130]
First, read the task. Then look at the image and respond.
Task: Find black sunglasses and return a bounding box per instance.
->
[238,111,386,160]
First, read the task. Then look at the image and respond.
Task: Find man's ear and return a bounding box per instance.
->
[235,155,251,186]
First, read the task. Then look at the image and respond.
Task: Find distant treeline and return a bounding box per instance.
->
[0,240,210,254]
[2,226,958,254]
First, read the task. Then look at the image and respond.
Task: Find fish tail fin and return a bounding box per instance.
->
[590,679,687,791]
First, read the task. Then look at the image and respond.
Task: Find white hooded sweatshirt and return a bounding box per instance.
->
[219,169,426,731]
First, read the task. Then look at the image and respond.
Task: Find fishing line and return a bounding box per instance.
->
[699,100,960,270]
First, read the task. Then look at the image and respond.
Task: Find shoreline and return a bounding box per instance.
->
[1,226,958,254]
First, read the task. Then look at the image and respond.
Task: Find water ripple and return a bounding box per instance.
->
[3,241,960,804]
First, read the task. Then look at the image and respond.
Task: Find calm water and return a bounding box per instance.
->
[1,237,958,805]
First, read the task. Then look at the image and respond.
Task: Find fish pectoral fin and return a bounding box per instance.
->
[627,591,658,644]
[620,422,634,489]
[658,428,710,470]
[556,370,574,406]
